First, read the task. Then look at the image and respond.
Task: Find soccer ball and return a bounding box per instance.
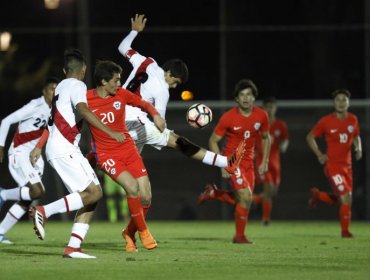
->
[186,103,212,128]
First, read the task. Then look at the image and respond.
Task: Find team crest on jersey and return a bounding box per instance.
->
[274,129,281,137]
[113,101,121,110]
[347,125,354,133]
[254,122,261,130]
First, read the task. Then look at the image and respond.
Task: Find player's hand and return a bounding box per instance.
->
[221,168,232,179]
[258,162,268,176]
[355,150,362,161]
[317,154,328,165]
[0,146,4,163]
[131,14,147,32]
[153,115,166,132]
[30,147,42,167]
[110,131,125,142]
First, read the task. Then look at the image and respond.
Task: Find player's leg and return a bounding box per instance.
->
[338,170,353,238]
[198,183,235,205]
[261,181,274,225]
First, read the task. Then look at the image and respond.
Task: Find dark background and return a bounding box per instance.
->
[0,0,369,222]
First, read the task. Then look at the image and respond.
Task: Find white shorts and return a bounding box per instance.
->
[8,152,44,186]
[126,119,171,153]
[48,150,99,193]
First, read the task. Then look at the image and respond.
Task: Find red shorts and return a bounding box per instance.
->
[228,160,255,192]
[324,164,352,195]
[255,159,281,186]
[97,147,147,180]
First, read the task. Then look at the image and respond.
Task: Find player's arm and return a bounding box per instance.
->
[258,131,271,175]
[306,132,327,164]
[353,135,362,161]
[29,129,49,167]
[76,102,125,142]
[118,14,146,56]
[280,139,289,153]
[0,102,37,163]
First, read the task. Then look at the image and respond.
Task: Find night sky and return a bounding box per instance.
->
[0,0,366,116]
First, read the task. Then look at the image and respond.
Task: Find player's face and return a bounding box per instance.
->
[104,73,121,95]
[264,102,277,117]
[334,93,349,113]
[164,71,182,89]
[235,88,255,110]
[43,83,57,106]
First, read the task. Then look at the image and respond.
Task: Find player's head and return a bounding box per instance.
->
[162,59,189,89]
[263,96,277,117]
[42,77,59,106]
[63,49,86,80]
[94,60,123,95]
[234,79,258,110]
[331,88,351,113]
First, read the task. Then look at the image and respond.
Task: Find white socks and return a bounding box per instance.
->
[0,187,31,201]
[68,223,89,248]
[202,151,227,168]
[0,203,26,234]
[44,192,84,218]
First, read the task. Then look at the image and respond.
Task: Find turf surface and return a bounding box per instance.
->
[0,221,369,280]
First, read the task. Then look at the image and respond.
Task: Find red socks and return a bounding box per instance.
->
[214,189,235,205]
[262,200,272,222]
[339,204,351,233]
[318,191,338,205]
[126,202,150,234]
[234,204,249,237]
[126,197,147,232]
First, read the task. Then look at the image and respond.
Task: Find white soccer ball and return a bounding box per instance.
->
[186,103,213,128]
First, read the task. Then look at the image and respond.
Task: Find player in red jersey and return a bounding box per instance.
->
[253,97,289,225]
[307,89,362,238]
[198,79,271,243]
[86,60,166,252]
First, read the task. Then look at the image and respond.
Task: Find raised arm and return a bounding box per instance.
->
[118,14,147,56]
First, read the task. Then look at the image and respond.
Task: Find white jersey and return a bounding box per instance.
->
[0,96,50,155]
[46,78,87,160]
[119,31,169,122]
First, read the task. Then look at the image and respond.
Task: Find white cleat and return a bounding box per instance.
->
[63,246,96,259]
[29,206,47,240]
[0,234,13,244]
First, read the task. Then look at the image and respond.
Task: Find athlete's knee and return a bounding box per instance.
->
[175,136,201,157]
[29,183,45,200]
[18,200,32,210]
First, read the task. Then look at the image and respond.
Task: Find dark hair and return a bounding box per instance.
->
[331,88,351,99]
[64,48,86,74]
[43,77,60,88]
[233,79,258,98]
[263,96,277,105]
[162,59,189,83]
[94,60,122,86]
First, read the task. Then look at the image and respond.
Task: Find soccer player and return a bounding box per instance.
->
[253,97,289,225]
[0,77,58,244]
[198,79,271,243]
[307,89,362,238]
[29,49,125,258]
[86,60,166,252]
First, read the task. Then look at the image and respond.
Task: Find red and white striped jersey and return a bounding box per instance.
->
[0,96,50,154]
[46,78,87,160]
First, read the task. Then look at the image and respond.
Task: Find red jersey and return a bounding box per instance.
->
[86,88,159,155]
[256,119,289,167]
[311,112,359,166]
[214,106,269,162]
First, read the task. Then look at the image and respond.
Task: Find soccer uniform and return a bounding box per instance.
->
[46,78,99,193]
[310,112,359,195]
[255,119,289,186]
[213,106,269,191]
[86,88,160,180]
[119,30,172,153]
[0,96,50,186]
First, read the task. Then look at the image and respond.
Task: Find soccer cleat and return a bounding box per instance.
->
[0,234,13,244]
[232,235,254,244]
[63,246,96,259]
[198,183,217,205]
[308,187,320,209]
[122,228,138,253]
[138,229,157,250]
[0,188,5,210]
[341,231,353,238]
[29,206,47,240]
[225,140,246,174]
[262,220,270,226]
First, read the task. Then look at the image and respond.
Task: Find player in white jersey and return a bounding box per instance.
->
[29,49,124,259]
[116,14,245,244]
[0,77,58,244]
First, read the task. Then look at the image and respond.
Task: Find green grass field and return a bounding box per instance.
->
[0,221,369,280]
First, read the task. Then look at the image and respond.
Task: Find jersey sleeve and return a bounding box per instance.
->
[311,118,325,137]
[0,99,39,146]
[213,114,229,137]
[120,89,160,117]
[281,121,289,140]
[153,89,169,119]
[70,81,87,108]
[353,115,360,137]
[259,110,270,133]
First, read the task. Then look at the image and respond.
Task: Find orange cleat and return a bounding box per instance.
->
[225,140,246,174]
[198,183,217,205]
[122,228,138,253]
[138,229,157,250]
[308,187,320,209]
[232,235,254,244]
